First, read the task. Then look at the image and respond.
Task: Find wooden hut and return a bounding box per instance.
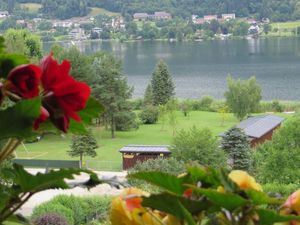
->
[236,115,285,147]
[119,145,171,170]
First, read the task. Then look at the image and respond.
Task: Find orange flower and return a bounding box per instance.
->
[110,188,163,225]
[228,170,262,191]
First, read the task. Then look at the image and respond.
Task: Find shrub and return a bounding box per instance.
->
[171,126,227,168]
[179,99,192,116]
[84,196,112,221]
[263,183,299,197]
[198,96,214,111]
[128,157,185,191]
[139,106,159,124]
[31,203,74,225]
[33,213,68,225]
[271,100,283,112]
[252,115,300,184]
[51,195,87,225]
[115,111,138,131]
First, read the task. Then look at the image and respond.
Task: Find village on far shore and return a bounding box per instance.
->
[0,8,270,42]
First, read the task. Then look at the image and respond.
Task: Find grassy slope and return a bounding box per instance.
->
[19,3,41,13]
[16,111,238,170]
[15,111,291,171]
[89,7,121,17]
[19,3,120,17]
[265,20,300,37]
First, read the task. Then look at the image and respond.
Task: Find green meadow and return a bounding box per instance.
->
[15,111,291,171]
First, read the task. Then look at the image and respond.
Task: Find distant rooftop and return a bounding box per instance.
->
[236,115,285,138]
[119,145,170,153]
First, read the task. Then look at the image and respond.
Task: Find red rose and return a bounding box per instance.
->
[6,64,41,99]
[40,54,90,132]
[33,107,50,130]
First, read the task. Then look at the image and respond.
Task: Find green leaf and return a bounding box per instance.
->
[0,36,5,54]
[142,193,207,220]
[186,165,221,188]
[4,214,30,225]
[191,187,248,211]
[0,98,41,140]
[0,54,29,78]
[257,208,300,225]
[246,189,283,205]
[68,120,88,135]
[218,169,239,192]
[78,97,104,124]
[129,171,185,194]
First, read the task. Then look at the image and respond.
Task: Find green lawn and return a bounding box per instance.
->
[88,7,121,17]
[271,20,300,29]
[15,111,290,171]
[20,3,41,13]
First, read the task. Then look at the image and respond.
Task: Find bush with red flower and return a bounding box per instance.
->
[0,37,103,223]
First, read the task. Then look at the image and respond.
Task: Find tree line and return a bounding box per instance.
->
[1,0,298,21]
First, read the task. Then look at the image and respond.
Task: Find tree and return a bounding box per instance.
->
[252,115,300,184]
[225,76,262,120]
[180,99,192,117]
[151,60,175,106]
[143,83,153,106]
[91,53,135,138]
[166,99,178,135]
[68,134,98,168]
[221,127,251,171]
[4,29,42,62]
[171,126,227,168]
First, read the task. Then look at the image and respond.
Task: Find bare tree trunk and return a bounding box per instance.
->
[111,115,115,139]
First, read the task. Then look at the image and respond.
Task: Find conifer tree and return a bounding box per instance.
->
[143,83,153,106]
[221,127,251,171]
[68,134,98,168]
[151,60,175,105]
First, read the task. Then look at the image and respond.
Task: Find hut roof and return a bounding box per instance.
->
[119,145,170,154]
[236,115,285,138]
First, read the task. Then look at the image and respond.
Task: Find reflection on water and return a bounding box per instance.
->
[43,38,300,100]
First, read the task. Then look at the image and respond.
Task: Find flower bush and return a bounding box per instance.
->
[111,165,300,225]
[0,37,103,223]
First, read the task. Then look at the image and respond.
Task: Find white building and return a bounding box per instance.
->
[69,28,85,40]
[0,11,9,18]
[222,13,236,20]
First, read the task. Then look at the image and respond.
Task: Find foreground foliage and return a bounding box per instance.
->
[0,36,104,223]
[111,164,300,225]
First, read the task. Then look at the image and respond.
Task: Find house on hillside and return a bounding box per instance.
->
[154,11,172,20]
[0,11,9,18]
[69,28,86,40]
[204,15,218,23]
[222,13,236,20]
[119,145,171,170]
[235,115,285,147]
[133,13,149,21]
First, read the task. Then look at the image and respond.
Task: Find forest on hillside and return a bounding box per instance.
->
[4,0,300,21]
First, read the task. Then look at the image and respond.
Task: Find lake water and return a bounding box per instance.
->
[44,38,300,100]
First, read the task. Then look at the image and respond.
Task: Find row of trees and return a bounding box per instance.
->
[86,0,300,22]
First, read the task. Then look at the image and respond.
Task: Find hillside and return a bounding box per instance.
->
[8,0,300,22]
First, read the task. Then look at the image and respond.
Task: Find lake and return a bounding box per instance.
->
[44,38,300,100]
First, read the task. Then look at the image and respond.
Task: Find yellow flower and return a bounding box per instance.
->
[110,188,163,225]
[228,170,262,191]
[283,190,300,216]
[163,215,182,225]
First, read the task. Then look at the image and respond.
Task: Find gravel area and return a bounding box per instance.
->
[18,169,127,217]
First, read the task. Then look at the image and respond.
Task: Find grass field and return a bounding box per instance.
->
[20,3,41,13]
[89,7,121,17]
[15,111,291,171]
[267,20,300,37]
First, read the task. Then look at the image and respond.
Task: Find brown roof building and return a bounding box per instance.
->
[236,115,285,147]
[119,145,171,170]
